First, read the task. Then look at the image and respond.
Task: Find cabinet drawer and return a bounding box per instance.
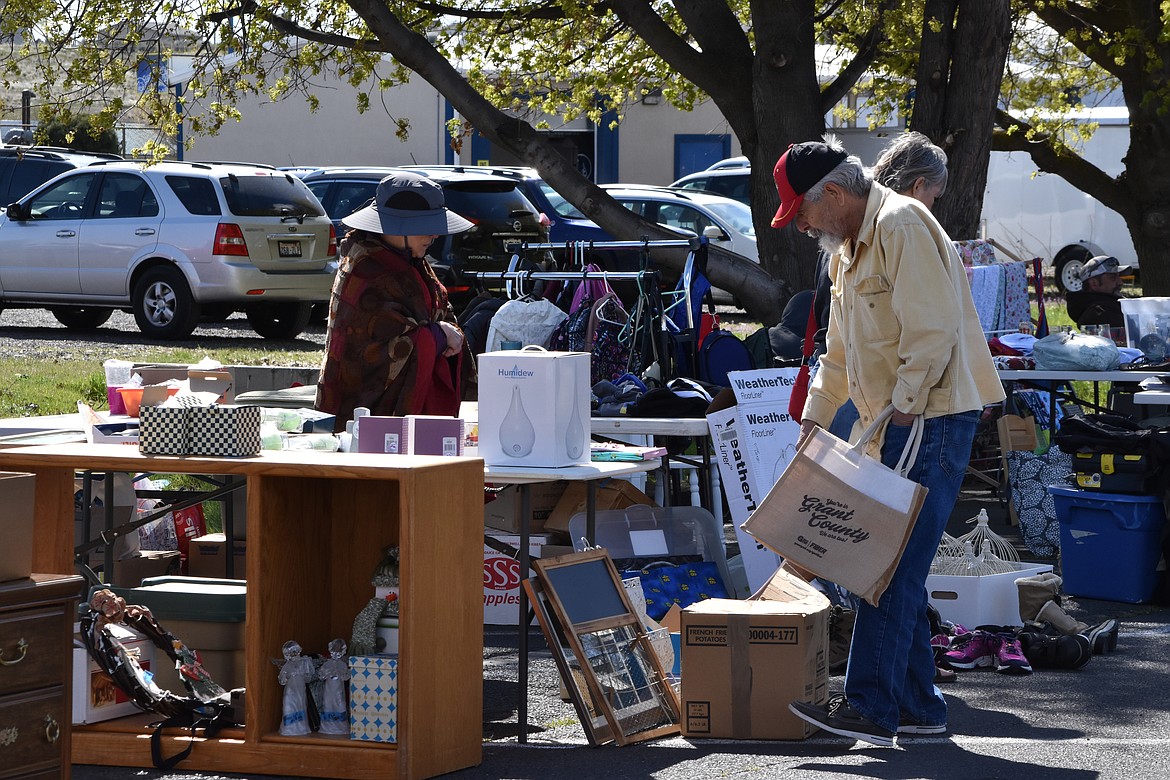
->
[0,608,68,696]
[0,687,66,776]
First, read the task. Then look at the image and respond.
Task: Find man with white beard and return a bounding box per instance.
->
[774,137,1004,746]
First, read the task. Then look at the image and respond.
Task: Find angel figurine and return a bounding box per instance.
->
[277,640,315,735]
[317,638,351,735]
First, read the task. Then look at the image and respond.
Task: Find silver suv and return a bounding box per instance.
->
[0,161,338,339]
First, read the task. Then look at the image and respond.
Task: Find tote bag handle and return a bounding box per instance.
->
[850,404,923,478]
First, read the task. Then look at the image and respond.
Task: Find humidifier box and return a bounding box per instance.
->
[478,349,590,467]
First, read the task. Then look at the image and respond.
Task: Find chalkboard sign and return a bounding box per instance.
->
[543,557,627,624]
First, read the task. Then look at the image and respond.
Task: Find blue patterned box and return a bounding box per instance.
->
[349,655,398,743]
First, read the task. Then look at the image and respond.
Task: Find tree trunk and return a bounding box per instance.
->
[912,0,1011,242]
[1124,99,1170,297]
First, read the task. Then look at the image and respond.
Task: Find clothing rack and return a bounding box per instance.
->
[474,238,710,381]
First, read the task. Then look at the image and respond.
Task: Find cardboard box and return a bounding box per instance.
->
[139,406,190,455]
[409,415,464,456]
[357,416,408,453]
[927,561,1052,628]
[131,364,234,403]
[90,421,141,446]
[544,479,656,536]
[188,405,262,457]
[483,481,568,534]
[483,533,551,625]
[188,534,247,579]
[478,350,590,467]
[72,623,156,724]
[113,550,181,588]
[680,567,829,740]
[0,472,35,582]
[349,655,399,742]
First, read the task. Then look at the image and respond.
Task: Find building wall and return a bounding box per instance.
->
[185,70,446,167]
[185,65,738,183]
[616,99,740,184]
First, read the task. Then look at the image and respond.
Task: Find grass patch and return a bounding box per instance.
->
[0,345,322,418]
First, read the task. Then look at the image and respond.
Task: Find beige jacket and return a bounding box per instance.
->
[804,184,1004,437]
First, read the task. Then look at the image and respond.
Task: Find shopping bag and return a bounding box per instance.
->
[741,405,928,606]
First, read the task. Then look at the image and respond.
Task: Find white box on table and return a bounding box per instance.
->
[72,623,156,724]
[477,350,590,467]
[927,561,1052,629]
[483,532,552,625]
[349,655,399,742]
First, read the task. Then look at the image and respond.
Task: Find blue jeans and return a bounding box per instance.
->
[843,410,978,732]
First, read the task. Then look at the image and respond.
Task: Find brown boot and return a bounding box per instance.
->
[1016,574,1061,624]
[1035,599,1091,635]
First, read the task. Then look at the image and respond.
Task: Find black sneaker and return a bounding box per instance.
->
[1017,625,1092,670]
[789,694,895,747]
[897,715,947,735]
[1086,618,1120,654]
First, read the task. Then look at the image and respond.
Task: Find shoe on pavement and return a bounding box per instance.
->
[1086,618,1120,654]
[994,634,1033,675]
[897,715,948,735]
[1017,627,1092,670]
[789,694,895,747]
[943,630,999,670]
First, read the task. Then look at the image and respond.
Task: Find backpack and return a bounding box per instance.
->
[698,326,754,388]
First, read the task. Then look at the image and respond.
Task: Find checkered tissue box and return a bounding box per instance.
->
[139,406,190,455]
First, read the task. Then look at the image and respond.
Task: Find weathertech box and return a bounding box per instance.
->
[680,567,829,740]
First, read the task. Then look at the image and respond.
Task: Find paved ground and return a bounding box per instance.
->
[73,486,1170,780]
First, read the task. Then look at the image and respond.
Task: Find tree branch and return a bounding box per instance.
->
[820,0,899,112]
[993,108,1130,216]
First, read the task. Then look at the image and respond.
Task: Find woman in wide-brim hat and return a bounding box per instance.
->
[316,171,477,429]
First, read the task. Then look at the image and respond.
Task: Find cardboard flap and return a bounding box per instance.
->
[748,566,832,613]
[188,370,234,403]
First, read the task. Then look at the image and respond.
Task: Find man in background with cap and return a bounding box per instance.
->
[1066,254,1132,330]
[316,171,476,429]
[775,137,1004,746]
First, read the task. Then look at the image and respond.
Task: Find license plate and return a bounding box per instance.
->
[278,240,302,258]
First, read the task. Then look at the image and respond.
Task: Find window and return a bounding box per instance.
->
[218,173,325,217]
[96,173,158,218]
[28,172,96,220]
[166,175,221,215]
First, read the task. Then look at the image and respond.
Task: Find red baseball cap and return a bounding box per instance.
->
[771,142,848,228]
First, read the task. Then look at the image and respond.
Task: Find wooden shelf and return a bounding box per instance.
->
[0,444,484,780]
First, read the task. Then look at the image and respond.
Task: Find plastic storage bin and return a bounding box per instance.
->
[568,504,733,596]
[1049,486,1167,603]
[102,576,246,690]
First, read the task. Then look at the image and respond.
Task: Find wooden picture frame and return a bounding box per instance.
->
[529,548,679,746]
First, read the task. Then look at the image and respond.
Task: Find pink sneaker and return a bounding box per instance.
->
[943,630,998,670]
[994,634,1033,675]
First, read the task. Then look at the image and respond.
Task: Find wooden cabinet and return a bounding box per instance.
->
[0,574,84,780]
[0,445,484,780]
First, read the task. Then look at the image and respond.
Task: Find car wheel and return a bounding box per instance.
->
[50,306,113,330]
[132,266,201,340]
[246,301,313,339]
[1054,247,1092,293]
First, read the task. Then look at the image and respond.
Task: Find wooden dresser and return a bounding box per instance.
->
[0,574,83,780]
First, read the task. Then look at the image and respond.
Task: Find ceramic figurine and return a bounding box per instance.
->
[277,640,315,735]
[317,638,351,734]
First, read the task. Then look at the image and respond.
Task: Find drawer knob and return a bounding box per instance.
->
[0,638,28,666]
[44,715,61,744]
[0,727,15,747]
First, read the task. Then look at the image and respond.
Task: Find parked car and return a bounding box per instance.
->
[670,167,751,205]
[0,146,123,207]
[599,184,758,263]
[0,160,337,340]
[301,166,551,307]
[705,156,749,170]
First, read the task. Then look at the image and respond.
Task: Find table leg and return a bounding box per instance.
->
[517,483,531,745]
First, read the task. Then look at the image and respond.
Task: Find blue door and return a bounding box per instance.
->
[674,135,730,180]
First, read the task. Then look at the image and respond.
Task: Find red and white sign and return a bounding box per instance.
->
[483,533,551,625]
